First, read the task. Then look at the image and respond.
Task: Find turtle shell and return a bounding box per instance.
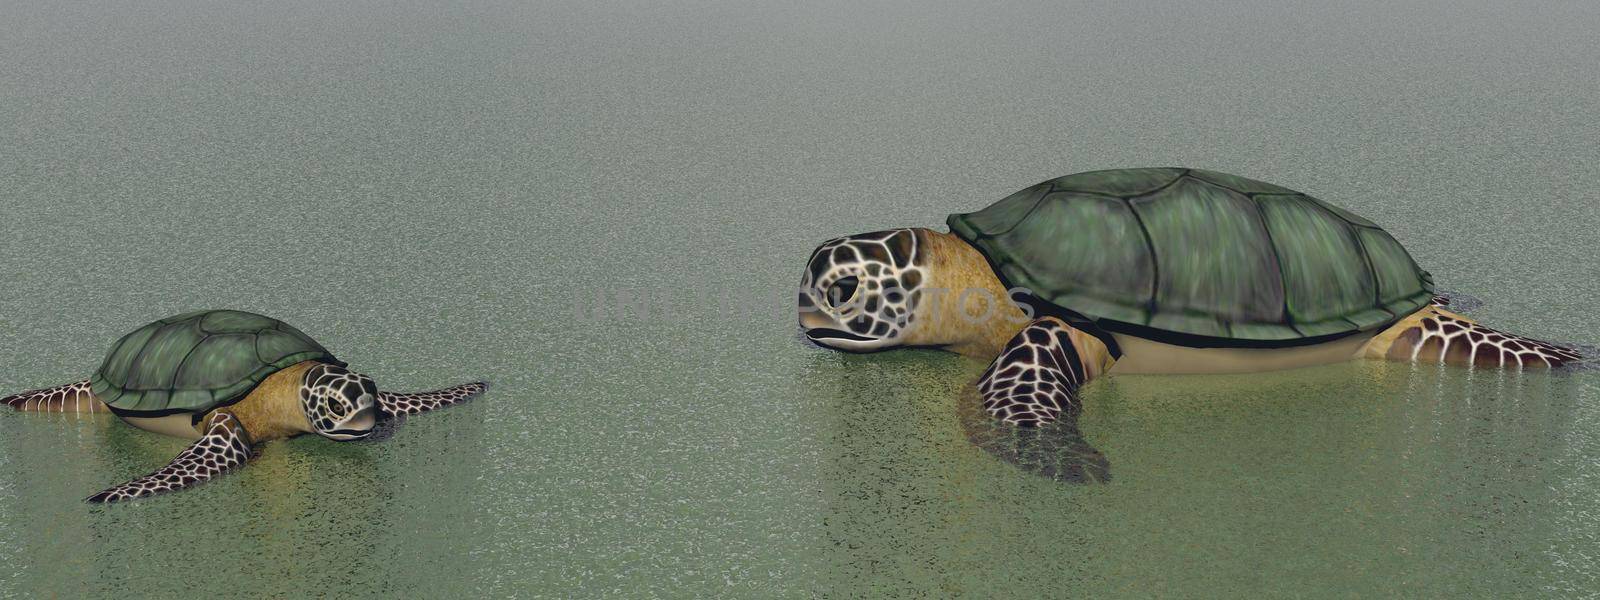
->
[90,310,343,417]
[946,168,1434,347]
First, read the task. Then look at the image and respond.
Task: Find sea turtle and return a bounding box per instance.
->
[2,309,486,503]
[798,168,1581,475]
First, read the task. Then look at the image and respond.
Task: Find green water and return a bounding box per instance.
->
[3,0,1599,596]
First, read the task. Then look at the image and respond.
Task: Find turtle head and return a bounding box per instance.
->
[798,228,929,352]
[299,364,379,441]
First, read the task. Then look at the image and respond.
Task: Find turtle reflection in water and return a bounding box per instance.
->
[3,310,486,502]
[798,168,1581,480]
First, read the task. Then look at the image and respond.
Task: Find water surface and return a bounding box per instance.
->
[2,0,1598,596]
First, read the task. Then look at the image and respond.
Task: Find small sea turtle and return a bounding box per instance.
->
[3,310,486,502]
[799,168,1580,475]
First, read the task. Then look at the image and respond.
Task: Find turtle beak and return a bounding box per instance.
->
[343,406,377,432]
[797,291,845,341]
[799,297,835,331]
[798,293,894,353]
[322,401,377,440]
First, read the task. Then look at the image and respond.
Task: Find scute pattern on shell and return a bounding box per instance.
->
[91,310,340,416]
[947,168,1435,345]
[86,412,254,503]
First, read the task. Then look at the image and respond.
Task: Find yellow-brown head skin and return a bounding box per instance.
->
[200,360,378,442]
[207,360,319,441]
[798,228,1029,358]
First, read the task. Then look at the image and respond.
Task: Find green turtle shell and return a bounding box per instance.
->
[947,168,1434,346]
[89,310,343,417]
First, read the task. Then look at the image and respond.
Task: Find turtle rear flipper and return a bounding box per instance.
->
[87,412,256,503]
[3,380,107,414]
[377,382,487,417]
[1367,306,1583,368]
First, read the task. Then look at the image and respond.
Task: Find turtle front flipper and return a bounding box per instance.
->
[1365,306,1582,368]
[978,317,1116,427]
[2,380,108,414]
[377,382,487,417]
[86,412,255,503]
[969,317,1118,481]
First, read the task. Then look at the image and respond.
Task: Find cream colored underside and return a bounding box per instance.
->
[118,361,317,442]
[122,413,209,441]
[1107,330,1378,375]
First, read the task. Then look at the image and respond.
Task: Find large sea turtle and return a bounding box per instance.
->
[798,168,1581,475]
[2,310,486,502]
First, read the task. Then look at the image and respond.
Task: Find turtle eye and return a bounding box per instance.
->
[826,277,859,308]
